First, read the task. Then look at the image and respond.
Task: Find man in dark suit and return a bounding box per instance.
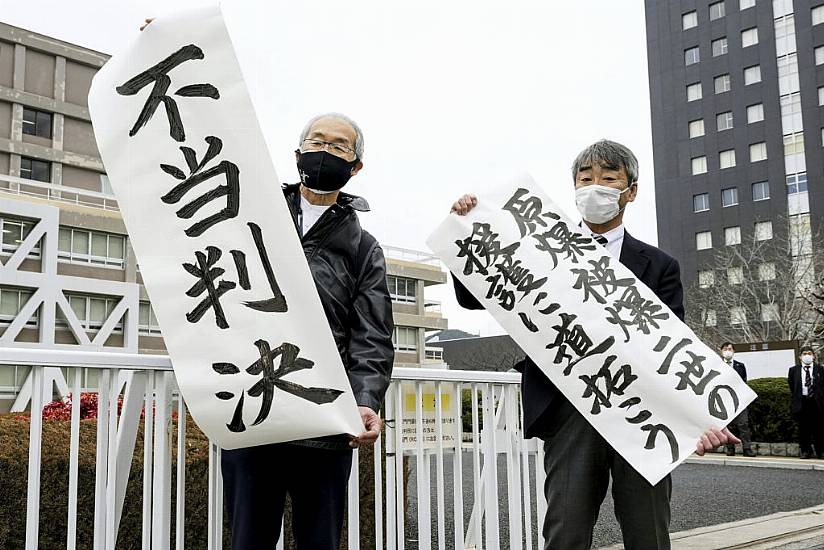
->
[788,346,824,459]
[719,342,756,457]
[449,139,737,550]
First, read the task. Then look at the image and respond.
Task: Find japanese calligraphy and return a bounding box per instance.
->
[116,44,220,142]
[503,187,560,238]
[605,286,669,342]
[571,256,634,305]
[455,222,519,276]
[533,221,597,268]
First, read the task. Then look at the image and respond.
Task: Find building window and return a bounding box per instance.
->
[789,214,813,256]
[693,193,710,212]
[774,0,793,17]
[720,149,736,168]
[819,87,824,106]
[704,309,717,327]
[712,37,728,56]
[725,226,742,245]
[780,93,802,133]
[749,142,767,162]
[747,103,764,123]
[813,4,824,25]
[139,301,161,335]
[752,181,770,201]
[744,65,761,85]
[714,74,731,94]
[816,46,824,65]
[20,157,51,183]
[727,266,744,284]
[776,16,797,57]
[741,27,759,47]
[755,220,773,241]
[730,306,746,325]
[783,133,804,156]
[786,172,807,194]
[691,156,708,175]
[778,53,800,94]
[392,326,418,352]
[722,187,739,207]
[682,10,698,29]
[696,231,713,250]
[425,348,443,361]
[740,0,755,8]
[0,287,38,327]
[57,293,123,333]
[717,111,734,131]
[698,270,715,288]
[686,82,703,101]
[0,216,40,258]
[759,262,776,281]
[688,119,705,138]
[710,1,726,20]
[22,108,52,139]
[761,303,779,322]
[57,227,126,269]
[387,275,417,304]
[685,46,700,66]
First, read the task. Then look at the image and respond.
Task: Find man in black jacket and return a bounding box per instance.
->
[221,113,394,550]
[719,342,756,457]
[450,140,737,550]
[788,346,824,459]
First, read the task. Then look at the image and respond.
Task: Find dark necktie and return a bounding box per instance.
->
[593,234,608,246]
[804,366,813,393]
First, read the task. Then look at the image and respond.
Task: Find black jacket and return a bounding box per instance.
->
[788,363,824,414]
[726,359,747,382]
[283,184,394,413]
[454,230,685,438]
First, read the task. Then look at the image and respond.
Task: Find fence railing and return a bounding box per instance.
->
[0,174,119,212]
[1,347,545,550]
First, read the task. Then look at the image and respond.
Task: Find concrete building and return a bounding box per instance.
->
[0,22,447,410]
[645,0,821,326]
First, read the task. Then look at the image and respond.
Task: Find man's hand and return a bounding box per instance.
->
[350,406,382,448]
[695,427,740,456]
[450,194,478,215]
[140,18,154,31]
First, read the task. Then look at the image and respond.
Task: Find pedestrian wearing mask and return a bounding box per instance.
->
[719,342,756,457]
[788,346,824,459]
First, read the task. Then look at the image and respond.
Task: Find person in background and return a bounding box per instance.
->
[719,342,756,457]
[788,346,824,459]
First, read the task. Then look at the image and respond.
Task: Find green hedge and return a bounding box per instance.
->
[0,414,385,549]
[746,377,798,443]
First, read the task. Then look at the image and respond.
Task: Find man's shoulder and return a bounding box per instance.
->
[623,232,678,267]
[734,360,746,368]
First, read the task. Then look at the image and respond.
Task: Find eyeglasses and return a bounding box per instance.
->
[300,139,357,160]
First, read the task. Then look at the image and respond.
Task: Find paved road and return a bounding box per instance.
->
[400,452,824,549]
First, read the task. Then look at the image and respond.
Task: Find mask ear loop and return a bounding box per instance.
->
[615,182,637,216]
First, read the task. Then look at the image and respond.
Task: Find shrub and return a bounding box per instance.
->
[746,377,798,443]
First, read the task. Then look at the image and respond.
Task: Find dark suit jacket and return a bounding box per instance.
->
[727,360,747,382]
[453,230,685,439]
[788,363,824,414]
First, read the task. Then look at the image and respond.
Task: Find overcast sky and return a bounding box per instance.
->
[1,0,658,336]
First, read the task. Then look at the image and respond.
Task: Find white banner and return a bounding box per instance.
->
[88,6,363,449]
[427,174,756,484]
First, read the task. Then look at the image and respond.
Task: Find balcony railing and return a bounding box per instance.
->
[0,174,119,212]
[383,245,442,267]
[1,346,545,550]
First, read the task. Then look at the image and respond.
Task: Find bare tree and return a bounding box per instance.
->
[685,215,824,349]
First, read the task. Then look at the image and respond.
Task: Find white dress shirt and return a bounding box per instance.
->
[300,194,331,234]
[580,222,626,259]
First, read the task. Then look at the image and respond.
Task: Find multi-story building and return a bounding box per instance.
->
[0,22,447,411]
[645,0,821,328]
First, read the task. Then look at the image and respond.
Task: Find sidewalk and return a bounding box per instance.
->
[597,457,824,550]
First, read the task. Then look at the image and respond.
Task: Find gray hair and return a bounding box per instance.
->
[299,112,365,160]
[571,139,639,184]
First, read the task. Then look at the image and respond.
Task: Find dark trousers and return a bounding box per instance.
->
[725,408,753,453]
[797,396,824,457]
[542,400,672,550]
[221,443,353,550]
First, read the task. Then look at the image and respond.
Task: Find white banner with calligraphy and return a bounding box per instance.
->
[427,174,756,484]
[88,6,363,449]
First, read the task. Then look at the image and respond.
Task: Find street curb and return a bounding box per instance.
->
[597,505,824,550]
[684,456,824,471]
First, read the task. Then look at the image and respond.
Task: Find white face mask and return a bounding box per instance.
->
[722,350,734,360]
[575,184,632,224]
[801,354,814,366]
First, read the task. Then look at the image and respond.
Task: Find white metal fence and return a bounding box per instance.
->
[1,347,546,550]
